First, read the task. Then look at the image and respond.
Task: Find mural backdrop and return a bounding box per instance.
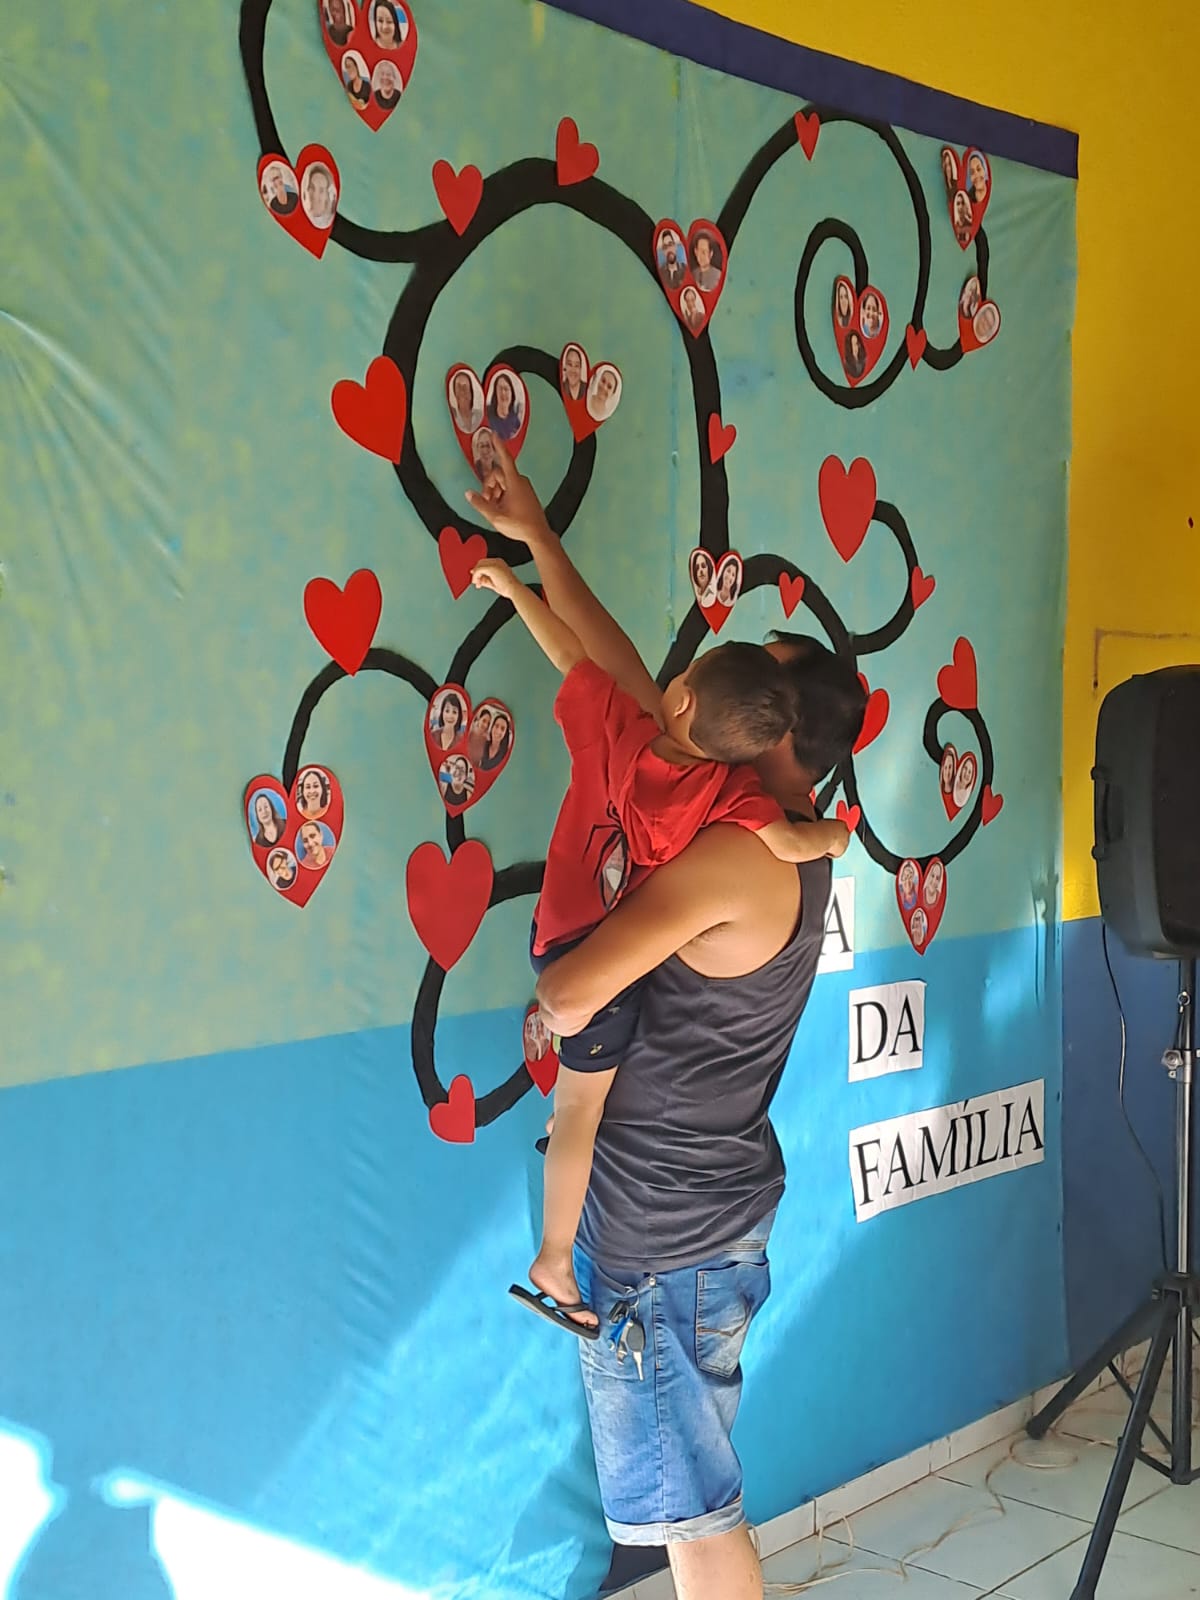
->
[0,0,1075,1595]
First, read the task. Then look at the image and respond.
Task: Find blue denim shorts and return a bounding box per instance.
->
[572,1210,776,1545]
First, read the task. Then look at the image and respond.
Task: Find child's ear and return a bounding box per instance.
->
[665,681,694,721]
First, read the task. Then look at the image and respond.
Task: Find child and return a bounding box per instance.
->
[471,551,848,1334]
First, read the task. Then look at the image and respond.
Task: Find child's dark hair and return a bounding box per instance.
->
[687,643,795,764]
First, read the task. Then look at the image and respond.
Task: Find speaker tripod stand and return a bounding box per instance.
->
[1026,959,1200,1600]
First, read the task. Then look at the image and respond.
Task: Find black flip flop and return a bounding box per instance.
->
[508,1283,601,1340]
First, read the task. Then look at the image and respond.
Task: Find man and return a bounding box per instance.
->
[467,444,865,1600]
[661,244,686,291]
[691,231,722,293]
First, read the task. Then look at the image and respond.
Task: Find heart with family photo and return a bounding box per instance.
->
[831,277,889,387]
[319,0,418,132]
[523,1003,559,1097]
[653,218,729,338]
[425,684,515,817]
[957,276,1002,352]
[895,856,947,955]
[446,364,531,483]
[257,146,341,258]
[940,146,991,249]
[243,766,345,907]
[688,549,743,635]
[939,742,979,820]
[558,345,623,443]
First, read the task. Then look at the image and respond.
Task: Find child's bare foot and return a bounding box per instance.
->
[529,1250,598,1331]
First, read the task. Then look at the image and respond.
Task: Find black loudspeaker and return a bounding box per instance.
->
[1092,665,1200,958]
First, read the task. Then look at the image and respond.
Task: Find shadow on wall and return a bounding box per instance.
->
[0,1018,610,1600]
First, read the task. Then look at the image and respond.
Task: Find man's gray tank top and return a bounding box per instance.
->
[577,856,832,1273]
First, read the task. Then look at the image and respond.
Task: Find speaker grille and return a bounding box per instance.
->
[1151,677,1200,949]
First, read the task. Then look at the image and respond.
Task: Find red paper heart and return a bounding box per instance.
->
[905,324,927,369]
[911,567,936,609]
[429,1074,476,1144]
[654,218,728,339]
[432,159,482,236]
[303,568,382,674]
[819,456,877,562]
[332,356,407,462]
[447,362,530,478]
[708,413,736,464]
[779,572,806,618]
[689,549,742,635]
[942,146,991,248]
[556,116,599,185]
[406,839,494,970]
[257,146,340,259]
[558,344,623,443]
[836,800,861,833]
[957,276,1002,354]
[939,744,979,820]
[981,784,1004,825]
[794,111,820,160]
[244,767,345,908]
[425,685,515,816]
[320,0,418,132]
[896,857,947,954]
[832,277,889,387]
[523,1004,559,1097]
[438,527,488,600]
[937,637,978,711]
[854,677,889,754]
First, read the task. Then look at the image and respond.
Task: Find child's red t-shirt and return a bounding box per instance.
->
[532,660,783,956]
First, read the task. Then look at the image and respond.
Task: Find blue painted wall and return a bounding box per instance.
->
[1,929,1064,1597]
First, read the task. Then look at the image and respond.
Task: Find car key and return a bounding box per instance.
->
[626,1318,646,1380]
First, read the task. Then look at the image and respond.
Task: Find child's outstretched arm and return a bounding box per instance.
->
[758,816,851,863]
[466,439,662,718]
[471,558,584,675]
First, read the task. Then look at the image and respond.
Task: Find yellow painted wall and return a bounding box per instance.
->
[703,0,1200,921]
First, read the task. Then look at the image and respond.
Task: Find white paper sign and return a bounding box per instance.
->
[818,877,854,974]
[848,981,925,1081]
[848,1079,1045,1223]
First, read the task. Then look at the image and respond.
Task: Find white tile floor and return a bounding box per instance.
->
[626,1353,1200,1599]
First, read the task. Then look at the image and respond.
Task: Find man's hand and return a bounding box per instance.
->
[465,434,552,547]
[470,557,521,600]
[825,820,851,859]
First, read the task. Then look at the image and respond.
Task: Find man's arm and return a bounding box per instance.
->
[466,438,663,718]
[536,826,769,1035]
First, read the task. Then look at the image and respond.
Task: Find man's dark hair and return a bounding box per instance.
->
[687,642,795,765]
[768,633,867,781]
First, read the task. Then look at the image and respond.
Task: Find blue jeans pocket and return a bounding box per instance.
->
[695,1261,771,1378]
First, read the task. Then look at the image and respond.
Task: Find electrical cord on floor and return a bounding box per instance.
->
[1101,922,1170,1273]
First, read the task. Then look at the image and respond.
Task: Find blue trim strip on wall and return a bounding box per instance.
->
[541,0,1079,179]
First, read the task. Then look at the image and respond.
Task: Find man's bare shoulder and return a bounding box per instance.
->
[670,825,803,976]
